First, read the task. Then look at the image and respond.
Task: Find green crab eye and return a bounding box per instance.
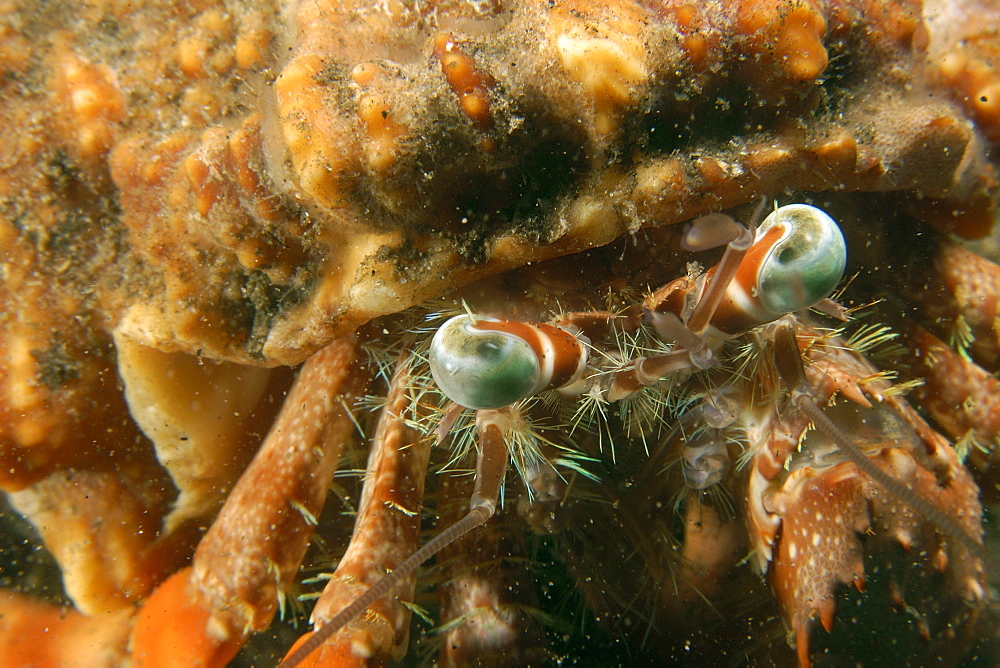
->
[429,315,541,410]
[429,314,589,410]
[757,204,846,315]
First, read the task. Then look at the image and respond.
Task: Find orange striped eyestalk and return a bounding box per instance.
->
[648,204,847,340]
[429,315,589,410]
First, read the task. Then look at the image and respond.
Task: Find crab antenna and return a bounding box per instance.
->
[773,326,992,567]
[280,413,509,668]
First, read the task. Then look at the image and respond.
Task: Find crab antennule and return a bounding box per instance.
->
[684,215,755,336]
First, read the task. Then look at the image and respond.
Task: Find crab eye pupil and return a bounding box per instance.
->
[776,244,801,264]
[477,339,505,358]
[429,315,540,410]
[757,204,847,315]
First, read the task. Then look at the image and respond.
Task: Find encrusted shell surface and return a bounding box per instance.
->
[2,0,998,370]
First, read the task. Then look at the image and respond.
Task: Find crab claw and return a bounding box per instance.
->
[768,461,870,667]
[768,440,984,667]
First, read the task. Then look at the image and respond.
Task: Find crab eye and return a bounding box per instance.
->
[429,314,588,410]
[756,204,847,315]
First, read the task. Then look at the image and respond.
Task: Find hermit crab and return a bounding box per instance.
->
[1,0,1000,666]
[279,202,988,667]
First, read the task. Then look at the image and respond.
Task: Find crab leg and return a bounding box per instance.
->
[0,590,134,666]
[284,355,430,666]
[903,242,1000,371]
[283,407,510,667]
[6,467,176,616]
[905,325,1000,475]
[131,335,368,667]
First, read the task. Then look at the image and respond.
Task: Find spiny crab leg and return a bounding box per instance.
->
[282,409,510,668]
[131,335,369,667]
[282,355,430,665]
[771,324,991,568]
[905,325,1000,472]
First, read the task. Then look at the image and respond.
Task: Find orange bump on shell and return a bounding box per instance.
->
[357,95,408,173]
[228,123,260,193]
[672,4,698,28]
[633,158,690,217]
[937,51,968,81]
[52,52,126,165]
[778,6,828,82]
[461,94,491,126]
[876,0,922,46]
[227,115,288,224]
[696,156,730,186]
[682,33,709,67]
[435,34,495,131]
[234,27,272,70]
[973,82,1000,123]
[811,130,858,177]
[175,36,210,78]
[934,47,1000,139]
[744,145,792,174]
[209,48,234,76]
[351,62,379,86]
[735,0,828,98]
[180,84,223,125]
[656,3,718,73]
[185,152,221,217]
